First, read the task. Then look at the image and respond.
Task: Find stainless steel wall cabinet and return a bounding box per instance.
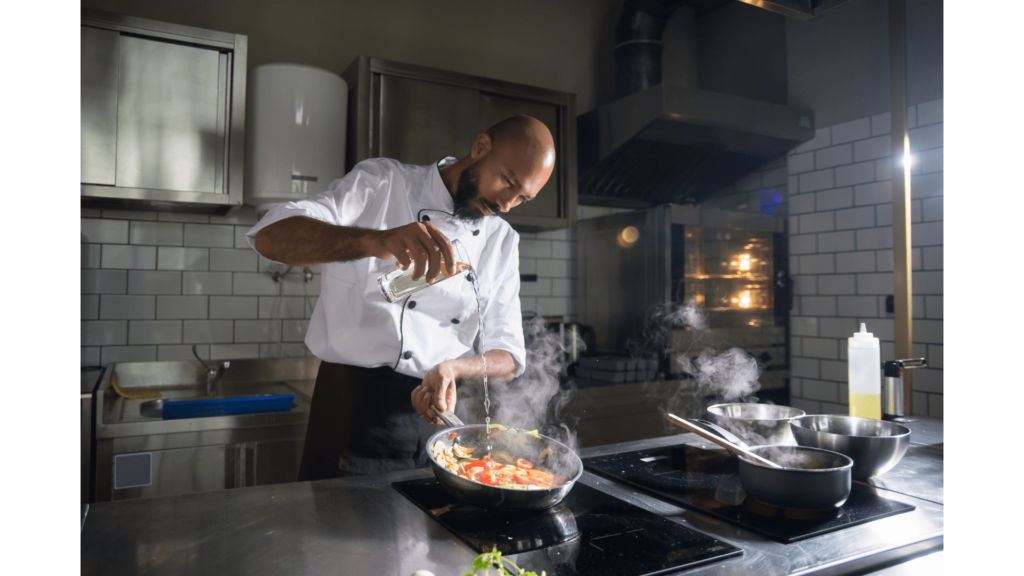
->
[341,56,577,231]
[80,9,247,215]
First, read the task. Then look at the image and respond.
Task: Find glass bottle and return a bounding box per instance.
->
[378,261,472,302]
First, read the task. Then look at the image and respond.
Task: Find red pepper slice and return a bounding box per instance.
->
[466,459,495,470]
[476,472,502,486]
[448,432,457,440]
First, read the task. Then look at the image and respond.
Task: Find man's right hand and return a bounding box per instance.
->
[412,361,460,425]
[366,221,457,283]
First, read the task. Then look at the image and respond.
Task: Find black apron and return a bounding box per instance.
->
[297,362,444,480]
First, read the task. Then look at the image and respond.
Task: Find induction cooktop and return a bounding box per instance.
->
[583,444,916,544]
[392,478,742,576]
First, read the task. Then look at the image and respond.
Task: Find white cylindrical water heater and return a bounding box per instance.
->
[244,64,347,214]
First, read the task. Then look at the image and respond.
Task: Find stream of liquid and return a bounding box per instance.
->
[469,272,491,455]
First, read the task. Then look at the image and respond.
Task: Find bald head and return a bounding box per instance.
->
[447,116,557,222]
[486,115,547,142]
[486,116,556,166]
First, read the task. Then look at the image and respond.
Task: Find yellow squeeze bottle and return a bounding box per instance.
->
[848,323,881,419]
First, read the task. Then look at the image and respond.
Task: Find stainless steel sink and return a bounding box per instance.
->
[92,356,322,503]
[99,358,319,424]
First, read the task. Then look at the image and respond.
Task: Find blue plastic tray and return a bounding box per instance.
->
[161,394,295,420]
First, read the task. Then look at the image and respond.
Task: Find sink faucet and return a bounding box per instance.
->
[192,345,230,396]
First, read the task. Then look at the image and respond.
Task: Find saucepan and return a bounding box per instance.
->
[424,423,583,511]
[670,414,853,510]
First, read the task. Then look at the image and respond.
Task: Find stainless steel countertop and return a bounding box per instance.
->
[81,418,943,576]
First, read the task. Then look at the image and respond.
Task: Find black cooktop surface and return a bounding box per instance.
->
[393,478,742,576]
[583,444,915,543]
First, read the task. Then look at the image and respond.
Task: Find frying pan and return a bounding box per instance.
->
[738,445,854,510]
[424,424,583,511]
[669,414,853,511]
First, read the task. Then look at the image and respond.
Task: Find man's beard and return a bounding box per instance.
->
[452,162,501,224]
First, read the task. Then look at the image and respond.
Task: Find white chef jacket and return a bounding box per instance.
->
[246,157,526,380]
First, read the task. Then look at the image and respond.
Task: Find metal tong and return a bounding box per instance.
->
[430,404,464,427]
[667,413,783,469]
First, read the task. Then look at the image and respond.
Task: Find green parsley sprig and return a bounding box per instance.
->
[462,547,543,576]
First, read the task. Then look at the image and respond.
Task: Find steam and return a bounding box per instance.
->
[678,348,761,402]
[625,301,707,361]
[751,446,830,470]
[625,299,764,432]
[485,317,581,454]
[635,301,820,469]
[670,300,760,403]
[678,303,708,331]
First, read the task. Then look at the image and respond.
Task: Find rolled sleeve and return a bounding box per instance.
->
[245,159,390,249]
[482,231,527,378]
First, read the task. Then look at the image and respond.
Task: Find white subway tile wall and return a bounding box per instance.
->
[518,223,580,319]
[81,207,319,365]
[787,98,943,417]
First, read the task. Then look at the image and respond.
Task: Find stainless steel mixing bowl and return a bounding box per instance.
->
[706,403,806,446]
[789,415,911,480]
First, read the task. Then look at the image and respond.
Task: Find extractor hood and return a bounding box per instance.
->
[577,0,817,208]
[736,0,857,21]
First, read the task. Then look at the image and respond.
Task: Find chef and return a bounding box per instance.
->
[246,115,556,480]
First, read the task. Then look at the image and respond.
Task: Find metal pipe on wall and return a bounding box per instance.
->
[889,0,914,415]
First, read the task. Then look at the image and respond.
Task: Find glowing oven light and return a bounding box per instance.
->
[729,253,752,272]
[731,290,752,308]
[739,254,751,271]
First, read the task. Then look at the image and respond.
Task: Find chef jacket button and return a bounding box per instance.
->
[472,229,480,236]
[403,351,413,360]
[421,215,430,222]
[451,318,460,324]
[466,273,474,282]
[408,300,417,309]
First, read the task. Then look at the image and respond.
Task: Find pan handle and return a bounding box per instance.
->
[692,419,750,449]
[430,404,465,427]
[668,414,784,469]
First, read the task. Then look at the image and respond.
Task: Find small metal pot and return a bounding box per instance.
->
[707,403,805,446]
[738,445,853,510]
[789,415,911,480]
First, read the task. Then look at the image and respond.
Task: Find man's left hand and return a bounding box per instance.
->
[412,361,459,425]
